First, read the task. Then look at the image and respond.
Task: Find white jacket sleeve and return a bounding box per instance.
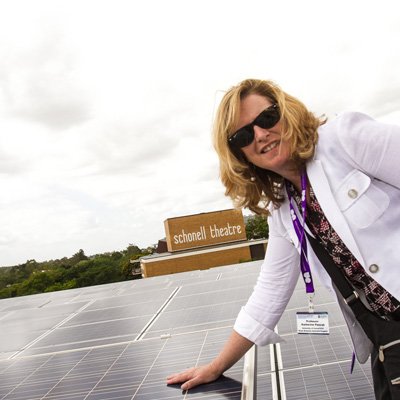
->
[336,112,400,188]
[234,213,300,346]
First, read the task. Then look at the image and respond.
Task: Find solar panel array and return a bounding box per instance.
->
[0,262,262,399]
[256,278,375,399]
[0,260,375,399]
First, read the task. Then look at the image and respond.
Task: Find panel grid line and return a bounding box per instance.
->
[183,331,209,399]
[130,340,169,399]
[135,286,181,341]
[82,343,131,400]
[9,300,96,360]
[0,355,55,400]
[39,350,93,400]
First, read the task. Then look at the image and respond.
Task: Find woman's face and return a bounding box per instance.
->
[235,94,294,178]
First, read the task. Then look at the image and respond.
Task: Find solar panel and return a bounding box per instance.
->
[0,259,375,399]
[256,277,375,399]
[0,262,262,399]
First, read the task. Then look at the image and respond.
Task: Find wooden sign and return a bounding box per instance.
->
[164,209,246,252]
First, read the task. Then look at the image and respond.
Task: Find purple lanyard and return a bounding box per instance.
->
[285,172,315,295]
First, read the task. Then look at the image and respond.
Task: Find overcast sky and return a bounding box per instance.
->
[0,0,399,266]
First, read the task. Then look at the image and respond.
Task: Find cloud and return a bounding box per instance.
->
[361,84,400,118]
[0,24,92,130]
[1,0,400,266]
[62,100,212,179]
[0,149,26,175]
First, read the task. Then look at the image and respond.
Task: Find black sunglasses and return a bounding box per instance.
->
[228,104,280,148]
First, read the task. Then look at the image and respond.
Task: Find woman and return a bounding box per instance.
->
[166,79,400,399]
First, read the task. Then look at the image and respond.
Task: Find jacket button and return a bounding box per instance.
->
[369,264,379,273]
[348,189,358,199]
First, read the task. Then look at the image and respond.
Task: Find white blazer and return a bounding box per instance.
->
[234,112,400,363]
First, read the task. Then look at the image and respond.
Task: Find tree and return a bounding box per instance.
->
[125,244,141,258]
[17,271,56,296]
[70,249,88,265]
[245,215,269,240]
[0,243,154,298]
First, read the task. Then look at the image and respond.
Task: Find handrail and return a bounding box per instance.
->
[241,344,257,400]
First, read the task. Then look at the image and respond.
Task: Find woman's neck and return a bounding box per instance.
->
[271,157,303,188]
[281,167,303,193]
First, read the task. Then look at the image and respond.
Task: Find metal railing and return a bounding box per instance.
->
[241,345,258,400]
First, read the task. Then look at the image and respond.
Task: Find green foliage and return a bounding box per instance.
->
[17,271,54,296]
[0,244,154,299]
[45,279,77,292]
[245,214,269,240]
[125,245,141,257]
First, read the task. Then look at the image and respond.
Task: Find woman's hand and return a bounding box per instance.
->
[167,331,253,391]
[166,363,222,390]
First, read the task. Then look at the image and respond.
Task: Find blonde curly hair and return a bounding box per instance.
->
[213,79,325,215]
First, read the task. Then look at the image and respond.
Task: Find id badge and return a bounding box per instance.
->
[296,312,329,335]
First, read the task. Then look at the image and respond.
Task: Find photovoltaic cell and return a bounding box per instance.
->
[0,263,261,399]
[256,272,375,399]
[283,362,374,400]
[0,259,376,399]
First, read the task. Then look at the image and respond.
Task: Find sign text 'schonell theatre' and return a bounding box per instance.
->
[164,209,246,252]
[173,223,242,245]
